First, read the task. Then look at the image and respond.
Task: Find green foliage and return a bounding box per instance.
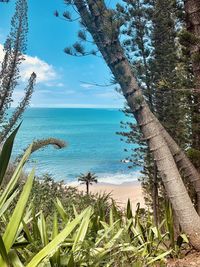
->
[0,131,34,266]
[78,30,86,41]
[134,94,144,106]
[178,5,200,160]
[0,131,190,266]
[0,124,21,184]
[29,173,110,221]
[179,30,199,47]
[187,148,200,168]
[192,52,200,64]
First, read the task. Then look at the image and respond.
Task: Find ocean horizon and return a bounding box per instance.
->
[12,108,139,184]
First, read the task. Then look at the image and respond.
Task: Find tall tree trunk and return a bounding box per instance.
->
[153,161,159,227]
[157,118,200,214]
[73,0,200,249]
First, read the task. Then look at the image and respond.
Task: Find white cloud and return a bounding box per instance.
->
[37,89,75,95]
[21,55,57,83]
[45,82,65,87]
[80,83,94,89]
[0,44,58,84]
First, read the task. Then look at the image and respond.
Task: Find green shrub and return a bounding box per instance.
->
[0,129,190,267]
[30,174,115,220]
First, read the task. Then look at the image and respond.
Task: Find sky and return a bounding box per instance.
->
[0,0,124,108]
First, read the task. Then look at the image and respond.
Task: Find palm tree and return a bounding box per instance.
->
[78,172,98,195]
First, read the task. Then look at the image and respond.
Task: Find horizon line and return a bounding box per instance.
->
[11,106,123,109]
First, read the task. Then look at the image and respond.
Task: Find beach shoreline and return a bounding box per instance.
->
[75,181,145,211]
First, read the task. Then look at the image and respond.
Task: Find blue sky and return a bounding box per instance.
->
[0,0,124,108]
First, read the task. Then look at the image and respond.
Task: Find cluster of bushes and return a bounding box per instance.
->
[0,131,190,266]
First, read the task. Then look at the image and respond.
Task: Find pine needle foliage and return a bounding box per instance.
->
[0,0,36,143]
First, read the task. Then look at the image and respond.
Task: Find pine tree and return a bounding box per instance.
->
[0,0,66,186]
[179,0,200,172]
[117,0,160,225]
[117,0,191,223]
[0,0,36,143]
[150,0,189,146]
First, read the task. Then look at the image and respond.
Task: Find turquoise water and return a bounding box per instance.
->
[13,108,139,184]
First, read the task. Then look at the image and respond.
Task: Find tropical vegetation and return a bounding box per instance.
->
[0,130,190,266]
[78,172,98,195]
[1,0,200,266]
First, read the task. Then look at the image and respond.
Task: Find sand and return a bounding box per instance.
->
[77,181,145,211]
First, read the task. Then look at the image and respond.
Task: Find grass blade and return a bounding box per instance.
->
[0,124,21,186]
[0,236,9,265]
[26,207,91,267]
[0,145,32,211]
[72,207,92,251]
[2,169,34,252]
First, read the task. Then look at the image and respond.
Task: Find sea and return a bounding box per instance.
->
[12,108,140,184]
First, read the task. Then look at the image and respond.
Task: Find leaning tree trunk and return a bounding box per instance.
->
[73,0,200,249]
[127,0,200,213]
[157,118,200,214]
[183,0,200,210]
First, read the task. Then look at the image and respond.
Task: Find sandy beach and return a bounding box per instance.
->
[78,181,145,211]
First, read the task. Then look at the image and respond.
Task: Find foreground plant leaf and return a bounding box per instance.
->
[147,250,172,265]
[0,169,34,266]
[72,207,92,252]
[0,236,9,265]
[0,123,21,186]
[26,207,92,267]
[0,145,32,213]
[8,250,24,267]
